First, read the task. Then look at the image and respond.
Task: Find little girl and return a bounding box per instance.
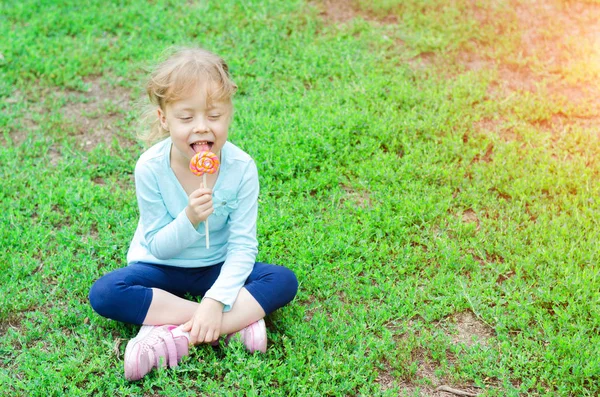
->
[89,47,298,381]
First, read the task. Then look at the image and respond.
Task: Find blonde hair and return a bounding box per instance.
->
[138,47,237,146]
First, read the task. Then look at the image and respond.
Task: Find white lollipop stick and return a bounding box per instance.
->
[190,151,219,249]
[203,173,210,249]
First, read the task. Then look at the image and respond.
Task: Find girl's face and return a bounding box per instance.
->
[158,83,232,169]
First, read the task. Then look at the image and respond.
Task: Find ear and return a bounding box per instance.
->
[157,107,169,131]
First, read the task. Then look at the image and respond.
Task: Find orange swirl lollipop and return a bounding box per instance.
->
[189,151,220,249]
[189,151,220,176]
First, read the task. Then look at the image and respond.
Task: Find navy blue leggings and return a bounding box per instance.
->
[89,262,298,325]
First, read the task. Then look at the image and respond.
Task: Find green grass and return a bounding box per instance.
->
[1,0,599,395]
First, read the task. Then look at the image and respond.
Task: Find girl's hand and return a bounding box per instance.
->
[181,298,224,345]
[185,187,213,228]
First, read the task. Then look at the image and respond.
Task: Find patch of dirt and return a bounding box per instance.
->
[340,184,372,208]
[496,269,516,284]
[450,311,494,347]
[315,0,357,23]
[386,314,492,395]
[4,77,138,152]
[313,0,399,25]
[408,349,481,396]
[407,51,437,72]
[398,382,436,396]
[398,379,481,396]
[80,223,100,245]
[0,316,22,336]
[515,0,600,62]
[469,248,505,267]
[387,320,483,396]
[415,355,441,387]
[0,314,26,352]
[473,118,520,142]
[484,0,600,129]
[300,295,318,321]
[488,66,540,98]
[315,0,600,138]
[62,77,137,151]
[375,363,396,391]
[47,146,62,166]
[461,209,480,227]
[3,91,34,146]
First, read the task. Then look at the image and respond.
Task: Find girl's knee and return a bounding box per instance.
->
[276,266,299,303]
[88,274,117,318]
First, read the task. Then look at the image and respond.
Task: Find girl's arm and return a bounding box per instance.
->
[134,161,202,260]
[203,160,259,311]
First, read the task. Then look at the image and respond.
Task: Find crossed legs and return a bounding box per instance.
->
[143,287,266,335]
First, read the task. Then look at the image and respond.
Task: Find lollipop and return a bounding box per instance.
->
[190,151,220,177]
[189,151,220,249]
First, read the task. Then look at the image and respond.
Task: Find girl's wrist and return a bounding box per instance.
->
[185,206,201,228]
[201,297,225,309]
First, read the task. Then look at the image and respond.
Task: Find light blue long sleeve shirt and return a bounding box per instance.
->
[126,138,259,311]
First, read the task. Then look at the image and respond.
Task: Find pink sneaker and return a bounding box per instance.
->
[124,325,189,381]
[226,319,267,353]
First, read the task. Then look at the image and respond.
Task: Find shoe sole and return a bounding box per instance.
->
[253,318,267,353]
[124,325,157,381]
[243,319,267,353]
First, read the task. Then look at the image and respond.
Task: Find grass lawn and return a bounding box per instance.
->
[1,0,599,395]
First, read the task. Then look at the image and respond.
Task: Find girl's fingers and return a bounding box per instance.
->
[195,325,207,344]
[190,195,212,205]
[181,321,191,332]
[195,207,214,217]
[193,202,213,212]
[191,322,202,344]
[190,198,213,209]
[203,329,215,343]
[188,200,213,220]
[190,188,212,198]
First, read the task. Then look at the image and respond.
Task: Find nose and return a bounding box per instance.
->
[193,117,209,133]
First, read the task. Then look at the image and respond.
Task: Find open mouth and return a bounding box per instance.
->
[191,141,213,153]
